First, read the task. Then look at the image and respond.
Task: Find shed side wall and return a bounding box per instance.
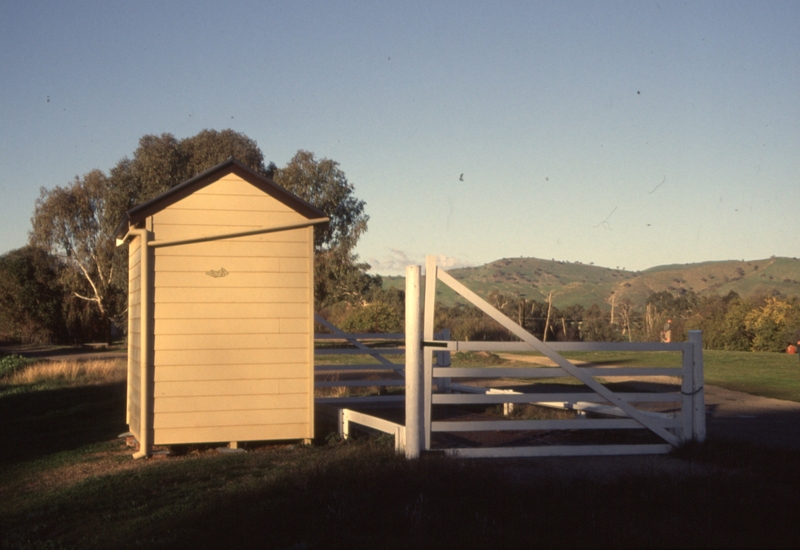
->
[149,174,314,445]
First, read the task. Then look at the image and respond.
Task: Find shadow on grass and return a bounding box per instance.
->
[4,434,800,548]
[0,382,127,465]
[130,441,800,548]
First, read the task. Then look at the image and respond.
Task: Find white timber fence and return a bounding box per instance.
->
[314,313,406,405]
[313,314,451,451]
[403,256,706,459]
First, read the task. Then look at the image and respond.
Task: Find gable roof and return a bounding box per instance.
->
[114,158,327,239]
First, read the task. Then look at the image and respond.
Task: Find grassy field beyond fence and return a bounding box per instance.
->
[487,349,800,403]
[318,344,800,402]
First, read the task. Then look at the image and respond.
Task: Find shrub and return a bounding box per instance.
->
[0,354,35,379]
[340,302,403,333]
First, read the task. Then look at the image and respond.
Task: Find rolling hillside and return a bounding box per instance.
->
[380,256,800,309]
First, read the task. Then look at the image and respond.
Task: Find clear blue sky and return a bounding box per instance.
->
[2,1,798,275]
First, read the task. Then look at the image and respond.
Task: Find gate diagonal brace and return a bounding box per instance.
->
[432,267,681,447]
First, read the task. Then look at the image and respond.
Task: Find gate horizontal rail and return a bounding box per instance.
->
[402,255,706,459]
[433,367,683,378]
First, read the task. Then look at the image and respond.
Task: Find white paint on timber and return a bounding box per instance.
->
[534,401,676,420]
[435,265,681,447]
[432,367,683,378]
[315,314,400,371]
[432,392,679,404]
[444,341,687,352]
[432,417,680,431]
[690,330,706,442]
[443,444,674,458]
[405,265,423,459]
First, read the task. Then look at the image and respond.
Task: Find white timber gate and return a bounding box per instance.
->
[403,256,706,458]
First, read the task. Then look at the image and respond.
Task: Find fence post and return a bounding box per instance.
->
[405,265,423,459]
[680,341,693,443]
[436,328,451,392]
[689,330,706,442]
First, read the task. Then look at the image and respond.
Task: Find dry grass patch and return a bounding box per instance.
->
[6,358,126,386]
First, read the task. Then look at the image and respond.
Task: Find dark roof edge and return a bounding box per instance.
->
[114,158,327,239]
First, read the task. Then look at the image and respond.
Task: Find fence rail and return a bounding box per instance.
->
[404,255,706,459]
[312,257,705,459]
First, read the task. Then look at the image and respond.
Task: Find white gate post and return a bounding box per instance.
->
[680,340,693,443]
[689,330,706,442]
[405,265,423,458]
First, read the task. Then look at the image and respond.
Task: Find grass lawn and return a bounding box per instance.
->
[564,349,800,402]
[2,350,800,548]
[317,342,800,403]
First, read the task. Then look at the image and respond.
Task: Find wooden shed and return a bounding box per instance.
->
[114,158,328,458]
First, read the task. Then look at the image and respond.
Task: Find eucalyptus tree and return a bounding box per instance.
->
[30,169,120,341]
[30,131,374,340]
[272,150,377,307]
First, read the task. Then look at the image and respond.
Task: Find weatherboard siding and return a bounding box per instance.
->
[146,172,315,445]
[153,424,310,446]
[127,235,142,437]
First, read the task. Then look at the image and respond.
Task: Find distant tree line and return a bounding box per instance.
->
[322,287,800,353]
[4,130,799,353]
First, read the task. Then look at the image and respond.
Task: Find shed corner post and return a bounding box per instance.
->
[405,265,423,459]
[688,330,706,442]
[132,229,153,459]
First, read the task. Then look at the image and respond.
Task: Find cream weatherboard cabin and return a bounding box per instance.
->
[115,158,327,458]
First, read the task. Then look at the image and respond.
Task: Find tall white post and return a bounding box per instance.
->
[423,255,438,450]
[689,330,706,442]
[405,265,423,459]
[680,341,693,443]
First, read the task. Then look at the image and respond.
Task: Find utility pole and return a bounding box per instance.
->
[543,292,553,342]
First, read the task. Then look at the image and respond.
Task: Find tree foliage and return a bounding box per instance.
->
[340,302,403,333]
[0,246,67,344]
[744,297,800,352]
[272,150,377,307]
[28,130,374,342]
[30,170,121,341]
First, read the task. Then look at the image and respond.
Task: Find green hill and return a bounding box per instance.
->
[380,256,800,309]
